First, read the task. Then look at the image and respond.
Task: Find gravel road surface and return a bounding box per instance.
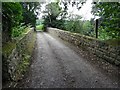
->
[17,32,119,88]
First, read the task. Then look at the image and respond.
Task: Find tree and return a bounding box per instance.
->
[91,2,120,39]
[20,2,41,29]
[2,2,23,42]
[2,2,41,42]
[43,2,62,28]
[63,14,83,33]
[82,20,94,36]
[43,1,86,29]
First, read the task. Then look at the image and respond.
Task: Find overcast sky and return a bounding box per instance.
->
[37,0,94,20]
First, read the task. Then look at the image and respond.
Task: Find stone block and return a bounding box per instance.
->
[114,60,120,66]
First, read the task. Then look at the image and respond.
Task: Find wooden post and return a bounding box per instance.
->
[95,19,98,38]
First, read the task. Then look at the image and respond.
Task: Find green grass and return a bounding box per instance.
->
[36,24,44,31]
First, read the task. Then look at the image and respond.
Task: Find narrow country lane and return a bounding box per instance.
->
[17,32,119,88]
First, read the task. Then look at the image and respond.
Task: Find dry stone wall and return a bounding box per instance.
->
[47,27,120,66]
[2,28,36,83]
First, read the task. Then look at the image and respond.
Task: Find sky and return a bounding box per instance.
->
[37,0,94,20]
[70,0,94,20]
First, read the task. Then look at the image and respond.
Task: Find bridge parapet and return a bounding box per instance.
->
[47,27,120,66]
[2,28,36,85]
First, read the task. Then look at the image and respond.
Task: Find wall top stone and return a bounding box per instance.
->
[48,27,120,47]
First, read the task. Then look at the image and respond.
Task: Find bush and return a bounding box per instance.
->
[11,25,27,38]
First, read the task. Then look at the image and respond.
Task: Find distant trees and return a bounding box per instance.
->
[43,2,62,28]
[82,20,94,36]
[42,1,120,40]
[64,15,83,33]
[63,19,94,37]
[42,1,94,37]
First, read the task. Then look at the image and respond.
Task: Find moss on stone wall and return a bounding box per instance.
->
[2,42,16,57]
[14,32,36,81]
[105,39,120,46]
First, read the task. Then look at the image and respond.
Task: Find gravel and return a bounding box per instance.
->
[16,32,120,88]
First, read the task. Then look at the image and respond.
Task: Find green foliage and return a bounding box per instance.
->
[64,20,82,33]
[63,20,94,37]
[45,2,62,18]
[36,19,44,25]
[43,2,62,28]
[2,2,39,85]
[20,2,41,27]
[2,2,23,41]
[2,2,41,42]
[11,24,26,38]
[82,20,94,36]
[2,2,23,27]
[43,1,95,37]
[98,26,111,40]
[92,2,120,39]
[36,25,44,30]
